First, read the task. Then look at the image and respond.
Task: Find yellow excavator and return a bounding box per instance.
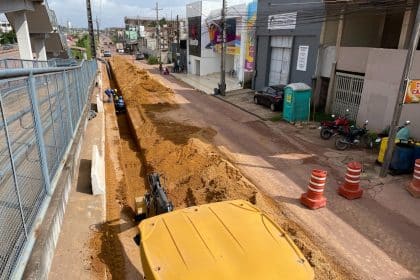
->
[136,174,314,280]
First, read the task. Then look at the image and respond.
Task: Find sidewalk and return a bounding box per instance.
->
[217,87,420,229]
[171,72,242,94]
[48,72,106,279]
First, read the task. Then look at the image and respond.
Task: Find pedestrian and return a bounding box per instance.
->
[159,62,163,74]
[173,60,178,73]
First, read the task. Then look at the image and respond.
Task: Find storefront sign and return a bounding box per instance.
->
[268,12,297,30]
[404,80,420,103]
[245,1,257,72]
[296,45,309,72]
[206,18,237,48]
[188,16,201,57]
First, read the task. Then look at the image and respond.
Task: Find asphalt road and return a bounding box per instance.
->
[138,61,420,280]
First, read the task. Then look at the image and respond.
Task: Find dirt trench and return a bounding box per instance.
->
[104,56,356,280]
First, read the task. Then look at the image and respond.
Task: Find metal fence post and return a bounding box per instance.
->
[72,70,81,118]
[0,90,28,238]
[45,76,60,163]
[62,71,74,133]
[28,72,52,195]
[54,73,67,148]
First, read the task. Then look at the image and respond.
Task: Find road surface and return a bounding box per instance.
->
[134,60,420,280]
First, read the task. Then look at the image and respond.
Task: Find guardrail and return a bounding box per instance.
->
[0,58,80,70]
[0,59,98,279]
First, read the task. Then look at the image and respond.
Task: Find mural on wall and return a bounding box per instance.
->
[188,16,201,57]
[206,18,240,55]
[404,80,420,103]
[245,0,257,72]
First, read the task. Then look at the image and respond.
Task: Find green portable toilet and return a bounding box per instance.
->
[283,83,312,122]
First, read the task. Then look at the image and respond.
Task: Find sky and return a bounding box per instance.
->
[49,0,249,28]
[49,0,189,28]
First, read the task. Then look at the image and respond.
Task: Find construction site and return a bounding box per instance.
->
[94,56,352,279]
[2,0,420,279]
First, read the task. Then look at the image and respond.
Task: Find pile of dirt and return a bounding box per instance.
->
[109,56,356,280]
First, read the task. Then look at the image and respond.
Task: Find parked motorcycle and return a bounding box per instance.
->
[335,120,371,150]
[319,110,351,140]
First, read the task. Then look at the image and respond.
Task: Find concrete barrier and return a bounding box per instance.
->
[91,145,105,195]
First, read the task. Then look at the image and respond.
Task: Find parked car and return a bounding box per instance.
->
[2,44,14,50]
[254,85,285,111]
[103,50,112,57]
[135,52,145,60]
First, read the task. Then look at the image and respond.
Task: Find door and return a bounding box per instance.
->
[332,72,364,121]
[269,36,292,86]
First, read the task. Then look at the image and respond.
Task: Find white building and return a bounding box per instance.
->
[0,19,12,33]
[186,0,222,76]
[186,1,255,85]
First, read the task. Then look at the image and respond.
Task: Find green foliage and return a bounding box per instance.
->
[270,114,283,122]
[159,17,167,26]
[147,56,159,65]
[0,31,17,44]
[74,34,92,59]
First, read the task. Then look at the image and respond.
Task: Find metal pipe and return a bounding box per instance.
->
[0,60,89,79]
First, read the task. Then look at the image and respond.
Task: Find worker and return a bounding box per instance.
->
[113,89,119,102]
[104,88,114,102]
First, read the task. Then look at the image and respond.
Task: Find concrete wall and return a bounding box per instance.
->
[337,47,370,74]
[341,12,385,48]
[318,46,336,78]
[357,49,420,138]
[253,0,323,90]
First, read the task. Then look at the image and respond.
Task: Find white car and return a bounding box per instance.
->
[117,49,124,53]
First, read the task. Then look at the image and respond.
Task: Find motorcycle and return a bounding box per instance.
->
[319,110,351,140]
[335,120,371,150]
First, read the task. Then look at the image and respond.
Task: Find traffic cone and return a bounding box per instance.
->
[300,169,327,210]
[338,162,363,200]
[407,159,420,198]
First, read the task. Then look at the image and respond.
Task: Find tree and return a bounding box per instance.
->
[0,31,17,44]
[159,17,167,26]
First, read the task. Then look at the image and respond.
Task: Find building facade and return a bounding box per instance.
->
[253,0,323,90]
[186,0,256,87]
[318,0,420,138]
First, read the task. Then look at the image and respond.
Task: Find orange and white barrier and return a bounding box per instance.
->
[407,159,420,198]
[300,169,327,209]
[338,162,363,200]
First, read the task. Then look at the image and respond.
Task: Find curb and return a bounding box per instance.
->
[213,95,268,121]
[168,73,268,121]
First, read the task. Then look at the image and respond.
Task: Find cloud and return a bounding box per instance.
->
[49,0,188,28]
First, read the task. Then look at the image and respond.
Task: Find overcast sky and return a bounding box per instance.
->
[49,0,189,28]
[49,0,249,28]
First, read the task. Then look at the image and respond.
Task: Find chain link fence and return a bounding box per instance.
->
[0,60,97,279]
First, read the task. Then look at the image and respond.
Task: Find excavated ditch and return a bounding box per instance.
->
[105,56,356,280]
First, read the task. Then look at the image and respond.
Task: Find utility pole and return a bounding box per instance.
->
[220,0,227,96]
[154,2,163,62]
[176,15,180,47]
[380,1,420,177]
[96,17,100,47]
[86,0,96,58]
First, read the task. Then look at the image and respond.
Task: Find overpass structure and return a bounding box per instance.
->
[0,0,68,60]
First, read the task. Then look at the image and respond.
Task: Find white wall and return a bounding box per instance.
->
[319,46,336,78]
[357,49,420,138]
[337,47,370,73]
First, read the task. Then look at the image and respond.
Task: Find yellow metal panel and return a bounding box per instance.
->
[139,200,314,280]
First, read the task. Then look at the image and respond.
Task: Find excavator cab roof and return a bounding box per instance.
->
[139,200,314,280]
